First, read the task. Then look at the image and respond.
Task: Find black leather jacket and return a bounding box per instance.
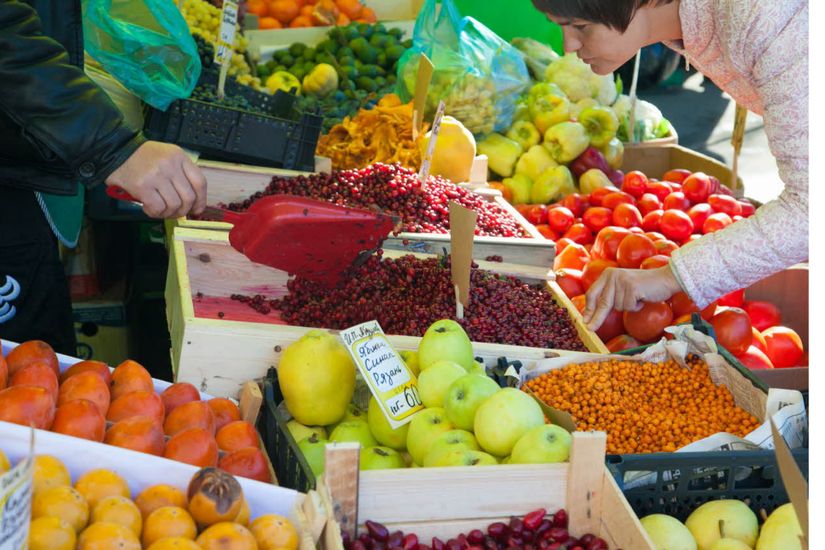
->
[0,0,145,195]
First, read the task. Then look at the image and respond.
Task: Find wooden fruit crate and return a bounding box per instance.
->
[165,227,607,398]
[173,159,554,268]
[622,125,679,150]
[308,433,655,549]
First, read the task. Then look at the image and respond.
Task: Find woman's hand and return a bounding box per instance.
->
[583,265,683,330]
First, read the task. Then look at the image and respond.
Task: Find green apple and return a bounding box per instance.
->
[685,500,758,550]
[444,374,501,431]
[578,105,619,147]
[418,319,475,372]
[640,514,697,550]
[418,360,467,408]
[578,168,613,195]
[543,121,590,163]
[406,407,454,465]
[756,503,803,550]
[327,403,366,431]
[399,350,420,377]
[297,434,328,477]
[287,420,327,444]
[469,360,487,376]
[360,446,406,470]
[709,539,753,550]
[430,449,498,467]
[329,420,378,448]
[503,173,533,205]
[474,388,544,457]
[422,430,479,467]
[510,424,572,464]
[531,165,576,204]
[367,396,408,451]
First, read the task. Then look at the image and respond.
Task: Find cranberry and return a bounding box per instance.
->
[432,538,446,550]
[523,509,546,531]
[352,542,368,550]
[586,538,608,550]
[388,532,405,547]
[579,535,596,545]
[552,509,568,528]
[467,530,485,545]
[366,521,390,542]
[509,518,524,537]
[535,519,552,540]
[402,534,419,550]
[548,528,569,542]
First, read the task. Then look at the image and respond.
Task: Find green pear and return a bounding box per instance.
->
[444,374,501,431]
[367,396,408,451]
[756,503,803,550]
[406,408,454,465]
[430,449,498,467]
[417,320,475,371]
[360,446,406,470]
[418,360,467,408]
[474,388,544,457]
[327,403,366,432]
[685,500,758,550]
[640,514,697,550]
[287,420,327,444]
[510,424,572,464]
[297,434,328,477]
[422,430,479,467]
[329,420,378,448]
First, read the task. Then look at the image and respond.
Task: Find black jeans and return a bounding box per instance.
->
[0,186,76,355]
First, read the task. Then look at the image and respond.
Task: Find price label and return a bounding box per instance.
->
[341,321,424,428]
[214,0,239,66]
[0,438,33,549]
[418,100,446,186]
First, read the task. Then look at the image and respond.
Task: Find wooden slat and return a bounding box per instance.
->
[600,469,656,550]
[324,444,361,540]
[548,280,609,354]
[239,381,263,425]
[566,432,607,537]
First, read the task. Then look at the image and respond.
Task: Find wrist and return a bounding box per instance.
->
[661,263,685,295]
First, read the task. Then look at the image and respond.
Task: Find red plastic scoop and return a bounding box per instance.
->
[107,187,399,287]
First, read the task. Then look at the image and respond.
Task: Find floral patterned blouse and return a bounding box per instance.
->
[665,0,808,307]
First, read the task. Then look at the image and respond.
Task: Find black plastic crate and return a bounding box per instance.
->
[607,449,808,521]
[258,367,317,492]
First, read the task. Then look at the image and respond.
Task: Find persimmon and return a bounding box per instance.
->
[215,421,259,452]
[146,538,200,550]
[32,485,89,533]
[161,383,200,417]
[356,5,376,22]
[90,496,142,537]
[58,371,111,417]
[6,340,58,377]
[135,485,188,519]
[289,14,313,27]
[32,455,71,496]
[164,401,216,437]
[74,468,131,508]
[251,514,299,550]
[207,398,241,431]
[219,448,271,483]
[335,11,351,25]
[196,522,257,550]
[246,0,268,16]
[110,360,153,401]
[105,416,165,456]
[52,399,106,442]
[0,384,55,429]
[310,0,339,25]
[164,428,219,468]
[142,506,197,547]
[0,352,7,389]
[61,360,111,385]
[187,468,243,528]
[335,0,362,19]
[258,16,282,29]
[77,521,140,550]
[269,0,299,24]
[10,362,58,401]
[107,390,165,424]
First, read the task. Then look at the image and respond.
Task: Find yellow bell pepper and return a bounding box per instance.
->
[302,64,339,97]
[265,71,301,95]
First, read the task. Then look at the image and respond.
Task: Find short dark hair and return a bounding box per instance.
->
[532,0,673,32]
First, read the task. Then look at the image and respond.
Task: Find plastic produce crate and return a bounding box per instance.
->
[607,449,809,522]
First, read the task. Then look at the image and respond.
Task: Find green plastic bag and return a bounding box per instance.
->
[396,0,530,136]
[82,0,201,110]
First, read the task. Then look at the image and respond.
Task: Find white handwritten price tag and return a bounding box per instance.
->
[341,321,424,428]
[0,441,33,549]
[214,0,239,66]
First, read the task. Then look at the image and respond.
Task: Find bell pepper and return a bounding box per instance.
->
[578,105,619,147]
[543,121,590,164]
[529,94,571,134]
[598,137,625,170]
[578,168,613,195]
[569,146,611,178]
[503,174,533,205]
[506,121,541,151]
[302,63,339,97]
[265,71,302,95]
[478,133,524,178]
[531,165,576,204]
[528,82,566,100]
[515,145,557,182]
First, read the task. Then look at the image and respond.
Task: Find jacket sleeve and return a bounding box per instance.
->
[0,0,146,187]
[669,0,809,308]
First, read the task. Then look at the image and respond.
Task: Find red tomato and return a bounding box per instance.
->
[669,291,698,317]
[708,175,722,194]
[535,224,560,240]
[762,327,804,368]
[646,181,673,202]
[628,226,645,235]
[663,191,691,211]
[736,346,775,370]
[708,194,742,217]
[561,193,589,217]
[645,231,666,242]
[547,206,575,234]
[621,171,649,199]
[682,172,713,203]
[701,301,718,320]
[616,234,656,268]
[563,223,595,245]
[743,300,782,331]
[673,313,692,325]
[710,307,753,355]
[524,204,548,225]
[637,193,663,215]
[612,203,643,228]
[642,209,664,232]
[703,212,733,233]
[555,269,585,299]
[591,226,630,260]
[623,302,674,343]
[739,200,756,217]
[555,237,574,254]
[687,203,713,233]
[606,334,642,353]
[514,204,534,218]
[659,209,694,242]
[588,186,621,206]
[582,207,614,233]
[716,182,735,196]
[570,295,586,313]
[640,255,670,269]
[553,242,590,271]
[602,191,635,210]
[653,240,678,256]
[717,289,745,307]
[662,169,692,185]
[751,327,768,353]
[668,182,683,193]
[595,308,625,343]
[581,259,618,289]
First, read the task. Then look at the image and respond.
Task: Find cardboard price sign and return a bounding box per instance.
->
[340,321,424,428]
[214,0,239,99]
[0,433,34,550]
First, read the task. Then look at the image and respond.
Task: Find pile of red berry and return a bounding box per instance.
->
[232,254,587,351]
[221,163,527,237]
[343,508,609,550]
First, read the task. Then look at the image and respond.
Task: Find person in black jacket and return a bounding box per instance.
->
[0,0,208,354]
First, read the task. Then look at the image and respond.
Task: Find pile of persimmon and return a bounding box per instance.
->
[248,0,377,30]
[0,340,271,483]
[522,356,761,455]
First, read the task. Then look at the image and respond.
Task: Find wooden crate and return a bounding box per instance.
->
[310,433,654,549]
[174,160,554,267]
[622,126,679,149]
[166,227,606,398]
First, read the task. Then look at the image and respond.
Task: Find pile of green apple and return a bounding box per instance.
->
[279,320,573,477]
[640,500,804,550]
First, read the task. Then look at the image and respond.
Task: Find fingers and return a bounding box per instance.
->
[154,177,183,218]
[170,171,197,219]
[582,271,608,323]
[585,270,617,330]
[141,188,167,219]
[182,156,208,215]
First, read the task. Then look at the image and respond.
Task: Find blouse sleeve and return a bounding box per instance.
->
[669,0,808,308]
